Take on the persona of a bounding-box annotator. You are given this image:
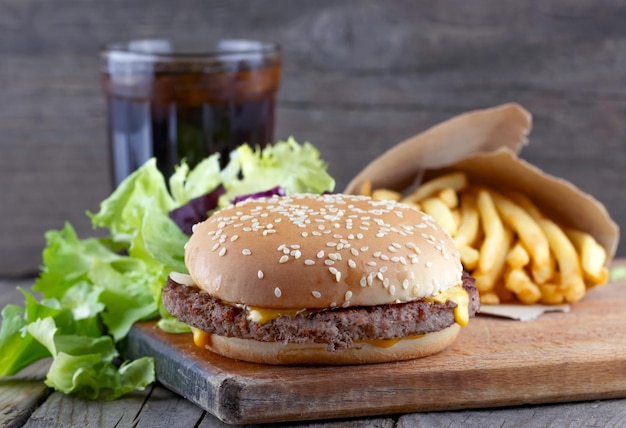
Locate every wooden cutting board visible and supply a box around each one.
[123,277,626,425]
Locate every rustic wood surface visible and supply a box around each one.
[1,0,626,276]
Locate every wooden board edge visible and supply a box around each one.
[123,322,626,425]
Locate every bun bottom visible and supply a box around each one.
[203,324,461,365]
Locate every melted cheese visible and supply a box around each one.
[192,328,211,347]
[424,284,470,327]
[247,307,307,324]
[245,284,469,326]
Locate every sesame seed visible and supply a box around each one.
[326,242,337,247]
[426,261,433,268]
[325,260,335,266]
[348,259,357,268]
[211,243,220,252]
[360,277,367,287]
[302,232,308,237]
[317,250,325,259]
[345,291,353,301]
[258,270,264,279]
[277,244,286,251]
[218,247,227,257]
[274,287,282,298]
[403,279,409,289]
[367,261,377,267]
[312,291,322,298]
[351,248,359,256]
[230,235,239,242]
[279,255,289,263]
[304,259,315,266]
[360,246,369,252]
[291,250,302,259]
[390,285,396,295]
[242,249,252,256]
[379,266,388,273]
[380,254,390,261]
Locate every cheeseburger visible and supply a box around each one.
[162,193,479,364]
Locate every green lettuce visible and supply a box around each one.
[0,139,335,399]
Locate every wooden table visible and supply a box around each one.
[3,276,626,428]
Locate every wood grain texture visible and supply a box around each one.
[2,0,626,277]
[398,399,626,428]
[121,278,626,425]
[0,360,50,428]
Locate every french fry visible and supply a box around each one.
[539,283,565,305]
[458,245,480,270]
[474,191,513,293]
[506,241,530,269]
[513,195,587,303]
[371,188,402,201]
[489,191,553,284]
[453,192,480,249]
[421,197,458,235]
[404,172,468,203]
[505,268,541,304]
[438,188,459,209]
[360,180,372,197]
[480,292,500,305]
[475,190,506,275]
[473,227,513,293]
[565,228,608,284]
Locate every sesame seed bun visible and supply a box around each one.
[203,324,461,365]
[185,193,463,310]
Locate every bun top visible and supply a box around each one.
[185,193,463,309]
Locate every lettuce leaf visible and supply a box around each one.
[220,137,335,205]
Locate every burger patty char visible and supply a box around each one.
[162,272,479,351]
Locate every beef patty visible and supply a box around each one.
[162,271,479,351]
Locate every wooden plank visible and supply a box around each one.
[398,399,626,428]
[122,278,626,425]
[0,360,51,428]
[21,384,206,428]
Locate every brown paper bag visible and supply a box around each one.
[344,103,618,261]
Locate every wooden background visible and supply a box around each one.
[1,0,625,277]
